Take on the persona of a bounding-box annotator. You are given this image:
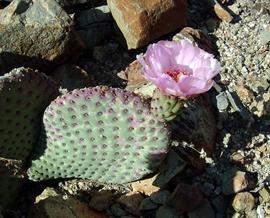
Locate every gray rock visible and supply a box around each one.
[110,204,128,217]
[156,206,182,218]
[56,0,105,8]
[150,190,170,205]
[187,199,215,218]
[0,0,84,74]
[211,195,228,214]
[153,150,186,187]
[75,5,113,48]
[140,198,159,211]
[216,92,229,111]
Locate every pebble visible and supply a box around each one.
[222,169,249,195]
[259,188,270,203]
[232,192,255,213]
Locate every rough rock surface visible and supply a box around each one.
[0,0,84,74]
[107,0,187,49]
[28,187,107,218]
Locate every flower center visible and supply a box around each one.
[165,69,188,81]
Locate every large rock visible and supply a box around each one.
[0,0,84,75]
[107,0,187,49]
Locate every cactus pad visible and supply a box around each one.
[151,88,184,121]
[28,87,169,183]
[0,67,59,161]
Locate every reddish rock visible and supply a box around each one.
[108,0,187,49]
[168,183,203,214]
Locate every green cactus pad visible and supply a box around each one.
[0,67,59,161]
[28,87,169,184]
[151,88,184,121]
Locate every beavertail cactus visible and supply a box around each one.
[0,67,59,162]
[28,87,170,184]
[151,88,184,121]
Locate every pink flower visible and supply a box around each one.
[137,40,221,98]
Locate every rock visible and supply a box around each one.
[222,169,250,195]
[187,199,215,218]
[0,0,84,74]
[89,190,114,211]
[156,206,183,218]
[56,0,105,8]
[216,92,229,111]
[110,204,128,217]
[172,27,215,54]
[75,5,113,48]
[236,86,254,105]
[230,152,246,165]
[117,192,144,216]
[150,190,170,205]
[29,187,107,218]
[140,198,159,211]
[206,0,234,22]
[107,0,187,49]
[245,210,258,218]
[0,158,25,209]
[92,42,119,61]
[259,188,270,203]
[130,174,160,196]
[153,150,186,187]
[171,95,217,169]
[232,192,255,213]
[206,18,219,32]
[211,195,228,215]
[167,183,203,214]
[50,64,94,91]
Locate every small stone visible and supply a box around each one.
[187,199,215,218]
[230,152,246,165]
[222,169,249,195]
[245,210,258,218]
[216,92,229,111]
[236,86,254,104]
[259,188,270,203]
[207,0,233,22]
[149,190,170,205]
[168,183,203,214]
[130,174,160,196]
[232,192,255,213]
[35,187,59,203]
[89,190,114,211]
[140,197,159,211]
[107,0,187,49]
[117,191,144,216]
